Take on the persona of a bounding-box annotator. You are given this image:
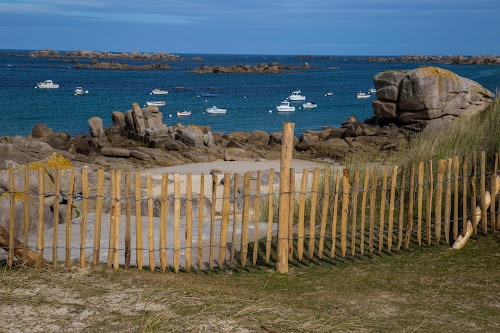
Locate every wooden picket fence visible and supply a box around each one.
[2,148,500,273]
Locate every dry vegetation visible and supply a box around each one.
[1,233,499,332]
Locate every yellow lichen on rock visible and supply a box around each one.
[26,152,74,172]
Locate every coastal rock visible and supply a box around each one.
[342,122,378,137]
[100,147,132,158]
[31,123,54,138]
[88,116,109,148]
[372,66,494,130]
[180,125,205,148]
[111,111,126,134]
[224,147,248,161]
[247,130,270,146]
[341,115,359,128]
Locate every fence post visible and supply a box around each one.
[8,164,15,268]
[277,122,293,273]
[480,151,487,233]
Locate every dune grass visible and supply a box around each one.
[1,233,499,332]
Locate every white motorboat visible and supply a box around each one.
[177,110,191,116]
[357,92,370,99]
[151,89,168,95]
[36,80,59,89]
[302,102,317,110]
[369,88,377,94]
[288,90,306,101]
[325,92,333,97]
[146,101,166,106]
[74,87,88,95]
[276,101,295,112]
[206,106,227,114]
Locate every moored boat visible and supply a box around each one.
[276,101,295,112]
[289,90,306,101]
[206,106,227,114]
[369,88,377,94]
[357,92,370,99]
[36,80,59,89]
[74,87,88,95]
[325,92,333,97]
[177,110,191,116]
[151,89,168,95]
[146,101,166,106]
[302,102,317,109]
[201,92,218,97]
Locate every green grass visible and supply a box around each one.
[1,233,499,332]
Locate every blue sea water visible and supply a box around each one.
[0,50,499,137]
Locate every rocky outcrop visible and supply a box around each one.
[74,62,171,71]
[372,66,494,131]
[28,49,203,62]
[188,62,316,74]
[367,54,500,65]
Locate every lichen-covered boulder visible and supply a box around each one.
[180,125,205,148]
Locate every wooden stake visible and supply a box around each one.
[24,165,31,263]
[360,167,370,255]
[453,156,460,240]
[287,168,294,261]
[318,168,329,259]
[159,173,168,272]
[254,170,262,265]
[397,166,406,250]
[434,160,446,244]
[491,153,498,232]
[378,167,388,252]
[65,167,75,267]
[480,151,487,233]
[265,170,274,263]
[404,164,415,249]
[173,173,181,272]
[219,173,231,267]
[297,168,309,261]
[8,164,15,268]
[471,151,477,234]
[341,169,350,257]
[185,173,193,271]
[107,170,116,268]
[36,167,45,268]
[369,168,377,253]
[462,157,468,237]
[93,169,104,266]
[417,162,424,246]
[308,167,320,258]
[209,173,217,269]
[230,173,238,265]
[80,168,88,268]
[241,172,251,267]
[276,122,293,273]
[426,161,433,246]
[146,172,154,271]
[444,159,452,243]
[330,170,340,258]
[198,173,205,269]
[387,166,398,252]
[135,172,143,270]
[351,169,360,256]
[51,166,59,265]
[125,172,132,269]
[113,170,121,269]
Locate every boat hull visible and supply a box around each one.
[146,101,166,106]
[152,90,168,95]
[276,106,295,112]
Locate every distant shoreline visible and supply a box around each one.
[294,54,500,65]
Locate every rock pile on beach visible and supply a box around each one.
[28,49,203,62]
[371,66,495,131]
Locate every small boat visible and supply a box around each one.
[276,101,295,112]
[289,90,306,101]
[74,87,88,95]
[206,106,227,114]
[151,89,168,95]
[177,110,191,116]
[302,102,317,110]
[357,92,370,99]
[369,88,377,94]
[201,92,218,97]
[146,101,166,106]
[36,80,59,89]
[174,87,187,90]
[325,92,333,97]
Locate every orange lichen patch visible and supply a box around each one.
[0,192,36,206]
[417,66,460,84]
[26,153,73,172]
[0,153,74,178]
[188,125,200,129]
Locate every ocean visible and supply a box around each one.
[0,50,499,137]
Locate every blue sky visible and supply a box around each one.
[0,0,499,55]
